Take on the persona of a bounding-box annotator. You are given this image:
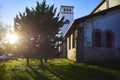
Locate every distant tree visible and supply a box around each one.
[0,24,10,55]
[14,0,64,66]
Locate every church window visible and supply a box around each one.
[105,31,114,47]
[93,30,102,47]
[67,9,68,11]
[72,31,76,48]
[69,35,71,49]
[69,9,71,12]
[65,19,70,24]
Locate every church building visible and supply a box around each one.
[60,0,120,62]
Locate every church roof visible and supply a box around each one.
[64,5,120,38]
[60,5,74,8]
[90,0,106,14]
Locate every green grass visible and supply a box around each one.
[0,59,120,80]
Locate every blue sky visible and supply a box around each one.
[0,0,101,26]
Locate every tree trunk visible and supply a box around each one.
[44,58,47,63]
[40,58,43,66]
[26,58,29,66]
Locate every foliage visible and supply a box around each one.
[14,0,64,63]
[0,63,7,80]
[0,24,10,55]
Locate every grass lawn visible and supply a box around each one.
[0,59,120,80]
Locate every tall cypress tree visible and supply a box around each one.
[14,0,64,65]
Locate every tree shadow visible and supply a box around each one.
[26,65,49,80]
[44,63,119,80]
[43,65,66,80]
[84,60,120,71]
[0,64,7,80]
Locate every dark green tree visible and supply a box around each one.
[14,0,64,66]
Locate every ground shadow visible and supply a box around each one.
[44,62,119,80]
[43,65,66,80]
[0,64,7,80]
[26,65,49,80]
[85,60,120,71]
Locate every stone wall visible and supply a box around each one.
[68,48,76,61]
[84,47,115,61]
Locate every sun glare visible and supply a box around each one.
[9,34,18,44]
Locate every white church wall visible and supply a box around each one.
[84,9,120,48]
[83,21,93,47]
[61,13,74,34]
[60,6,74,34]
[83,15,105,47]
[93,9,120,48]
[83,8,120,60]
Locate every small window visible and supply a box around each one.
[64,9,65,11]
[72,31,76,48]
[94,31,101,47]
[69,35,71,49]
[67,9,68,11]
[65,19,70,24]
[69,9,71,12]
[105,32,114,47]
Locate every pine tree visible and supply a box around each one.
[14,0,64,66]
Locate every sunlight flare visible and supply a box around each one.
[9,34,19,44]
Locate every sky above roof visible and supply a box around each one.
[0,0,101,26]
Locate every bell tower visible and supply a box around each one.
[60,5,74,34]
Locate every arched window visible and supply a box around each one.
[95,31,101,47]
[69,35,71,49]
[67,9,68,11]
[93,30,102,47]
[105,31,114,47]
